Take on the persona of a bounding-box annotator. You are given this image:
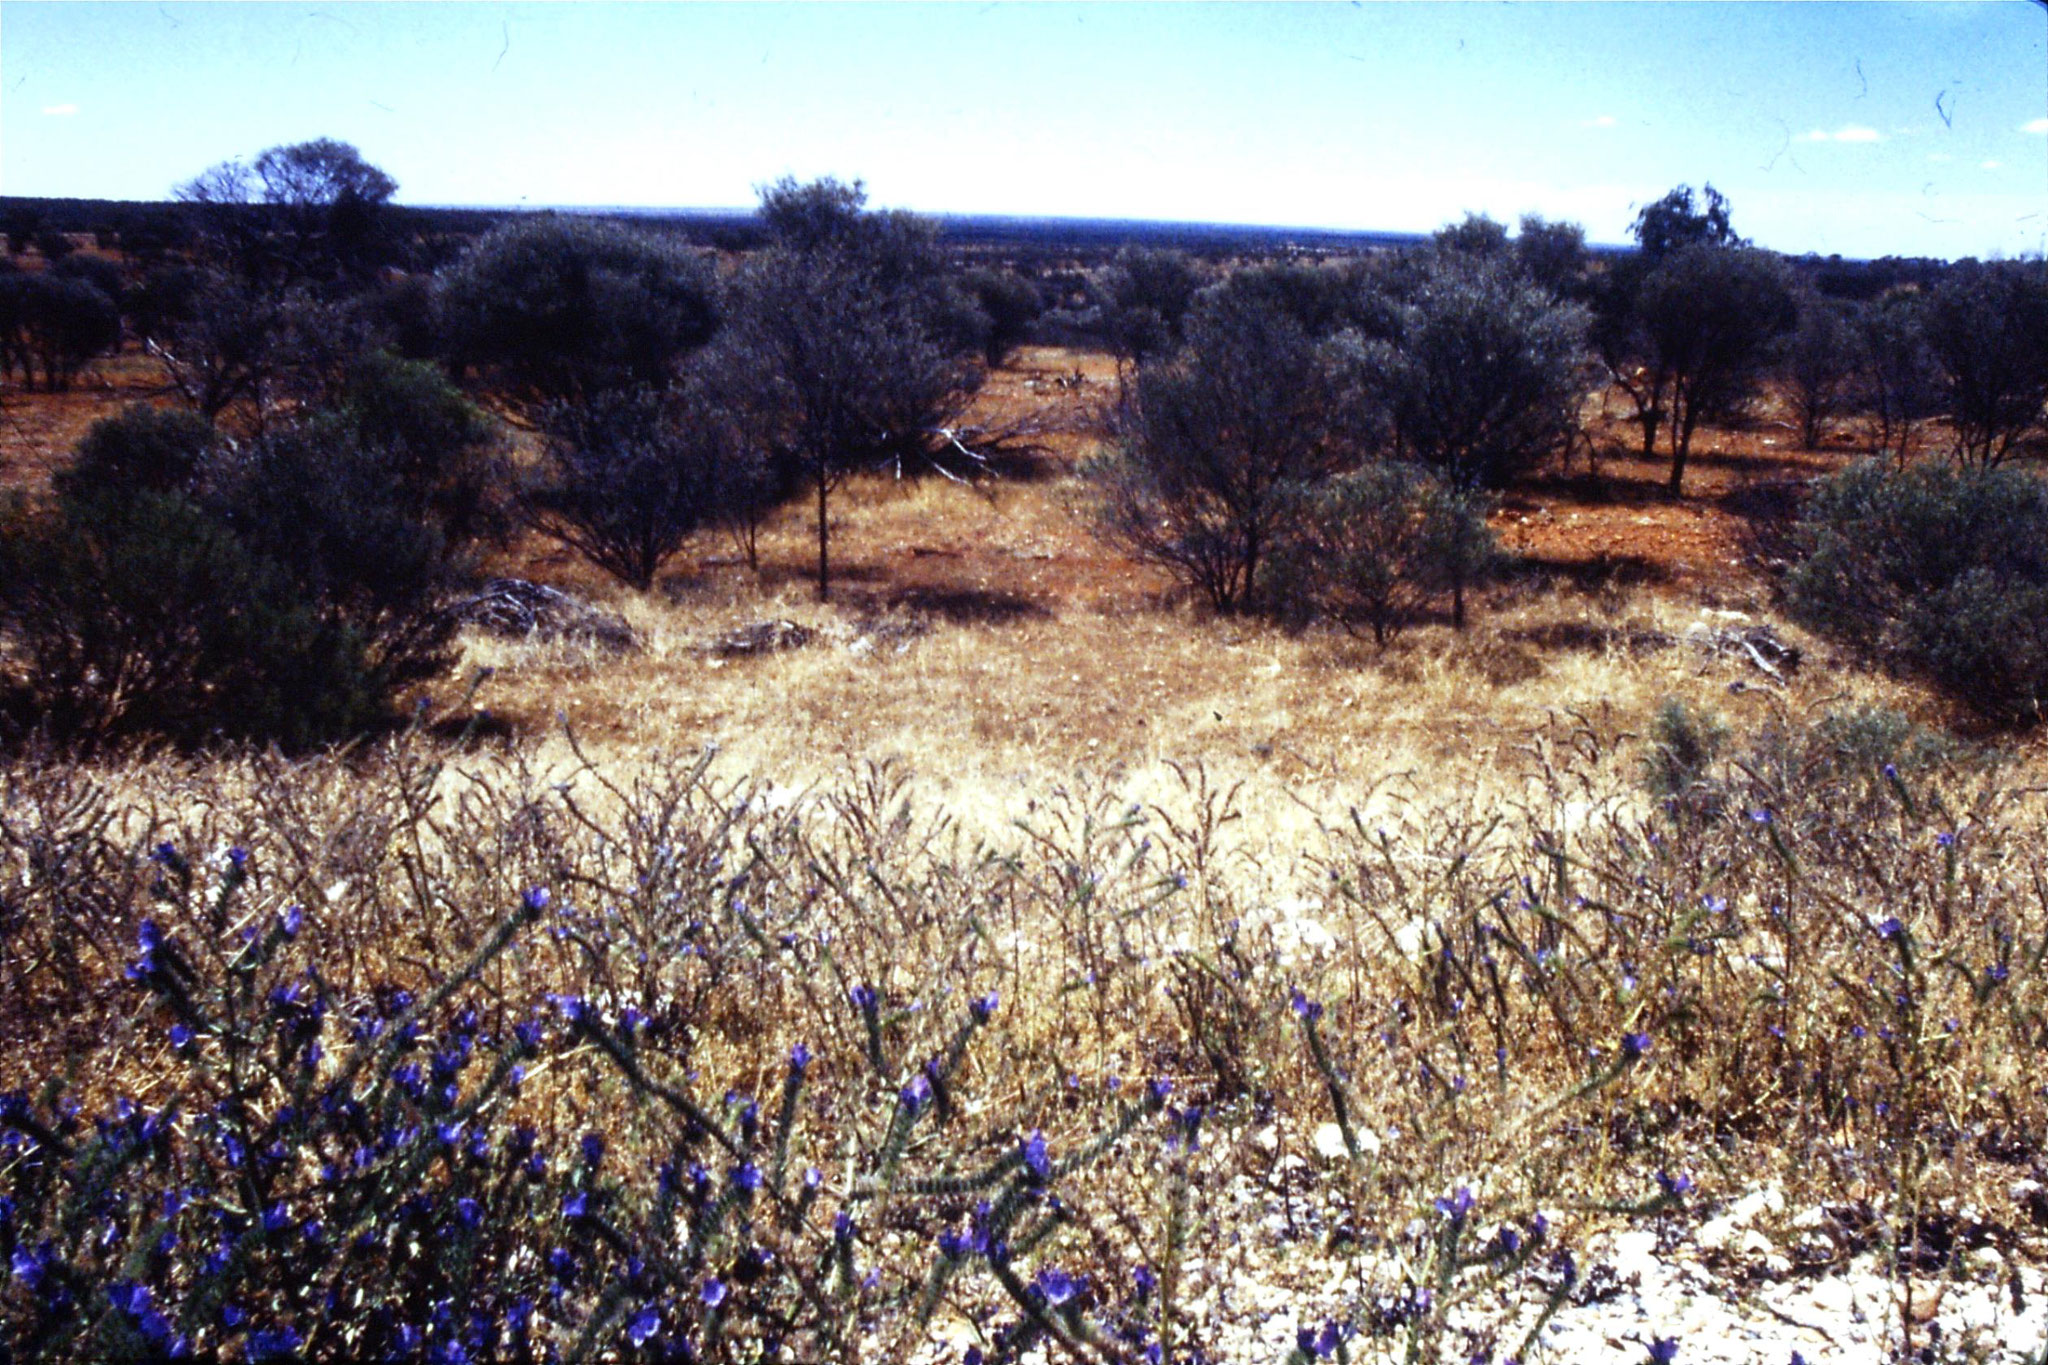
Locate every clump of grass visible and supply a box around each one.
[0,713,2043,1360]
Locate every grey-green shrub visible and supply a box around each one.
[1787,460,2048,723]
[1263,462,1496,642]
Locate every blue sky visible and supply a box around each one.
[2,2,2043,258]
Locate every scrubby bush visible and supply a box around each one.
[1641,698,1730,805]
[440,215,720,407]
[54,404,216,501]
[0,489,381,748]
[1787,460,2048,723]
[1263,462,1496,643]
[1097,288,1356,612]
[1633,245,1796,494]
[331,350,507,545]
[1092,246,1204,373]
[527,382,763,590]
[1365,255,1594,491]
[961,266,1044,368]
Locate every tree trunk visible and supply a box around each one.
[815,473,830,602]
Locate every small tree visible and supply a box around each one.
[1784,292,1861,451]
[177,138,399,294]
[1855,290,1943,464]
[1265,462,1496,644]
[1630,183,1743,260]
[0,273,121,392]
[1096,290,1354,612]
[1919,261,2048,467]
[440,215,720,409]
[1433,212,1511,259]
[1093,247,1204,376]
[1634,245,1795,495]
[1512,215,1591,300]
[1371,256,1593,492]
[527,383,757,591]
[961,267,1044,368]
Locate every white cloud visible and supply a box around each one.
[2023,117,2048,135]
[1798,125,1883,144]
[1580,114,1617,129]
[1928,152,1954,163]
[40,103,78,117]
[1981,160,2003,171]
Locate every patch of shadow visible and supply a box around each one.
[873,586,1052,625]
[1509,553,1669,594]
[1505,621,1676,656]
[425,709,522,748]
[1716,477,1814,574]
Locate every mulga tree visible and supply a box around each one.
[1784,291,1863,451]
[1634,244,1796,495]
[1919,260,2048,467]
[716,178,978,601]
[1592,184,1747,462]
[527,381,761,591]
[1097,287,1358,612]
[439,214,721,411]
[1092,246,1205,378]
[1363,255,1593,622]
[1856,290,1943,464]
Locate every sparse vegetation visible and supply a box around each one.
[6,149,2048,1364]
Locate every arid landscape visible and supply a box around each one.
[4,85,2048,1365]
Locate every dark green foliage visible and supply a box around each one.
[1788,461,2048,723]
[440,214,721,407]
[55,404,216,501]
[1918,260,2048,467]
[0,490,380,748]
[1097,288,1355,612]
[141,270,294,422]
[0,272,121,392]
[1366,255,1594,491]
[1633,246,1796,494]
[1264,462,1496,644]
[718,181,978,599]
[961,266,1044,367]
[1630,183,1743,259]
[210,418,464,694]
[528,382,761,590]
[1855,290,1943,463]
[1093,247,1204,371]
[1784,292,1861,451]
[1433,212,1511,259]
[49,251,126,309]
[1512,214,1591,301]
[1197,260,1370,339]
[331,350,506,544]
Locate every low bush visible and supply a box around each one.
[54,404,217,501]
[1787,461,2048,724]
[1263,462,1497,643]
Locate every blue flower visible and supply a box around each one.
[1034,1267,1083,1307]
[1621,1031,1652,1061]
[1290,989,1324,1024]
[850,984,878,1012]
[1433,1187,1476,1222]
[970,991,999,1022]
[701,1277,728,1308]
[1022,1130,1051,1180]
[580,1133,605,1168]
[789,1042,812,1073]
[562,1191,590,1221]
[1655,1170,1693,1199]
[627,1306,660,1347]
[731,1162,762,1192]
[1648,1339,1679,1364]
[522,886,551,913]
[278,904,303,938]
[1877,917,1906,941]
[900,1074,933,1114]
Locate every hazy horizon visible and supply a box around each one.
[3,1,2044,260]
